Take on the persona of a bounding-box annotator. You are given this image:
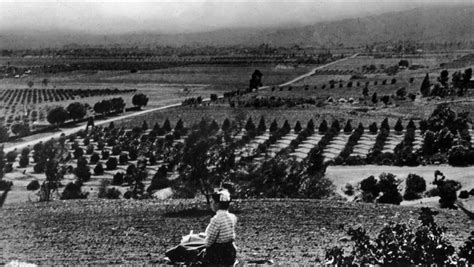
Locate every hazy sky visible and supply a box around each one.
[0,0,471,34]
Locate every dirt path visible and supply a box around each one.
[3,54,360,153]
[278,53,359,87]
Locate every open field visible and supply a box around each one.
[1,198,472,265]
[1,63,314,92]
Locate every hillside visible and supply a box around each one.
[1,199,471,264]
[1,5,472,49]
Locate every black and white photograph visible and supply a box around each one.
[0,0,473,265]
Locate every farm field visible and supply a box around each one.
[1,63,315,92]
[1,198,472,265]
[1,52,474,265]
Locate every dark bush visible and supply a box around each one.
[85,144,94,155]
[405,173,426,193]
[90,152,100,164]
[119,153,128,165]
[459,190,469,199]
[94,163,104,175]
[26,180,40,191]
[106,157,118,170]
[112,145,121,156]
[3,163,13,173]
[325,208,461,265]
[377,173,402,205]
[6,151,17,162]
[112,172,124,185]
[0,179,13,190]
[148,167,170,192]
[60,182,88,200]
[101,150,110,160]
[75,157,91,182]
[360,175,379,196]
[73,148,84,159]
[448,145,470,166]
[18,154,29,168]
[369,122,378,134]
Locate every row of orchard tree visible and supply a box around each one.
[0,93,149,142]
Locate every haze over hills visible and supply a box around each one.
[0,5,472,50]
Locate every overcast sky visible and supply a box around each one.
[0,0,471,34]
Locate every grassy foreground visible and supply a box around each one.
[1,198,471,265]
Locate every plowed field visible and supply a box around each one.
[1,199,472,265]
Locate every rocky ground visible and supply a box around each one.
[1,198,472,265]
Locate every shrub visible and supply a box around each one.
[377,173,402,205]
[6,151,17,162]
[119,153,128,165]
[319,120,328,133]
[90,152,100,164]
[34,162,45,173]
[85,144,94,155]
[26,180,40,191]
[101,150,110,160]
[448,145,470,167]
[344,121,353,133]
[394,118,404,132]
[75,157,91,182]
[112,145,121,156]
[106,157,118,170]
[433,171,461,208]
[369,122,378,134]
[112,172,124,185]
[11,123,30,137]
[73,148,84,159]
[325,208,460,265]
[459,190,469,199]
[60,182,88,200]
[343,183,354,196]
[94,163,104,175]
[360,176,379,197]
[97,141,105,150]
[18,154,29,168]
[0,179,13,190]
[148,167,170,192]
[128,149,138,161]
[404,176,425,201]
[82,137,91,146]
[294,121,302,133]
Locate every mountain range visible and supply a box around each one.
[1,5,472,49]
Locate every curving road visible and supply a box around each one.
[3,53,359,153]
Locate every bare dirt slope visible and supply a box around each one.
[1,199,472,265]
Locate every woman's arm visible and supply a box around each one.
[205,217,220,247]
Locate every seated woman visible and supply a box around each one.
[202,189,237,265]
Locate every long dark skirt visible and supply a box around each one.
[201,241,236,266]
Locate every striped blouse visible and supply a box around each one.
[205,210,237,247]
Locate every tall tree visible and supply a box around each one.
[47,107,69,127]
[420,73,431,97]
[66,102,87,121]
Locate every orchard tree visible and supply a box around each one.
[437,70,449,87]
[362,85,369,98]
[42,78,49,87]
[38,139,70,201]
[67,102,87,121]
[176,128,236,206]
[132,93,149,108]
[371,92,378,104]
[47,107,69,127]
